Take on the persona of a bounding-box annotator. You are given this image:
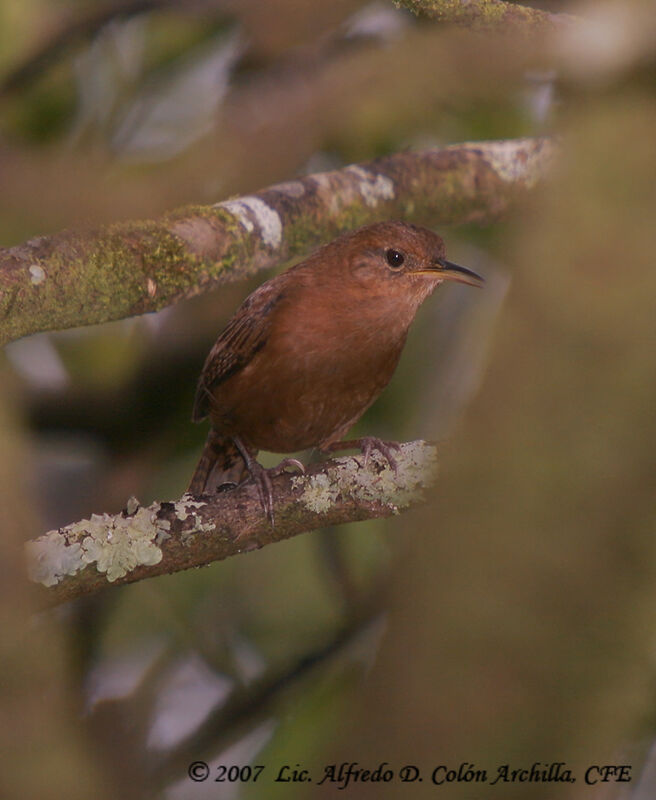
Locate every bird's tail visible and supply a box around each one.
[188,430,250,494]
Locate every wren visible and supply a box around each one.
[188,220,483,521]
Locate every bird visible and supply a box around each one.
[188,220,483,522]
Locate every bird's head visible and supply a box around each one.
[343,221,484,299]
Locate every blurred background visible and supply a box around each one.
[0,1,655,798]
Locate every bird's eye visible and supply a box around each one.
[386,249,405,269]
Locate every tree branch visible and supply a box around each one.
[26,440,437,608]
[395,0,579,32]
[0,137,555,346]
[153,607,382,786]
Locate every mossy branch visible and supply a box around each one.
[26,440,437,608]
[395,0,579,31]
[0,137,555,345]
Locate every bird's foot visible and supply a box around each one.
[233,438,305,526]
[245,459,276,526]
[246,458,305,525]
[232,438,274,525]
[324,437,401,472]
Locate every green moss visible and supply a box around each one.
[283,205,385,261]
[396,0,557,31]
[141,229,198,300]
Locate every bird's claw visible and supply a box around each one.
[324,437,400,473]
[270,457,306,477]
[358,437,400,472]
[233,438,307,526]
[232,438,275,526]
[244,459,275,527]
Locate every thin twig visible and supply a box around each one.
[152,606,383,786]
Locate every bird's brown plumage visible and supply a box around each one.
[188,220,482,500]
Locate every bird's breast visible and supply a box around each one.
[209,289,412,453]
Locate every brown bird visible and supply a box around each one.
[189,220,483,521]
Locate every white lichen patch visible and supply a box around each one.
[310,172,333,191]
[29,264,46,285]
[457,139,555,188]
[219,199,253,232]
[126,495,140,515]
[154,518,171,546]
[25,235,47,248]
[270,180,306,198]
[216,196,282,248]
[26,531,84,587]
[309,172,341,214]
[168,496,215,541]
[81,507,165,581]
[291,440,437,515]
[83,510,162,580]
[293,472,338,514]
[174,495,208,521]
[26,504,168,587]
[346,165,395,207]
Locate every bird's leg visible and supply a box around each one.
[233,437,274,525]
[232,438,305,526]
[269,458,306,477]
[322,437,401,472]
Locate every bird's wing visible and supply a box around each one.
[192,279,286,422]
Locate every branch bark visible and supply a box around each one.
[26,440,437,608]
[0,137,555,346]
[395,0,579,32]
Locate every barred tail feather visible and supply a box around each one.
[188,430,250,494]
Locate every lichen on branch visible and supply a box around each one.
[26,440,438,608]
[0,137,555,345]
[395,0,578,32]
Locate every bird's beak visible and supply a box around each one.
[415,257,484,287]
